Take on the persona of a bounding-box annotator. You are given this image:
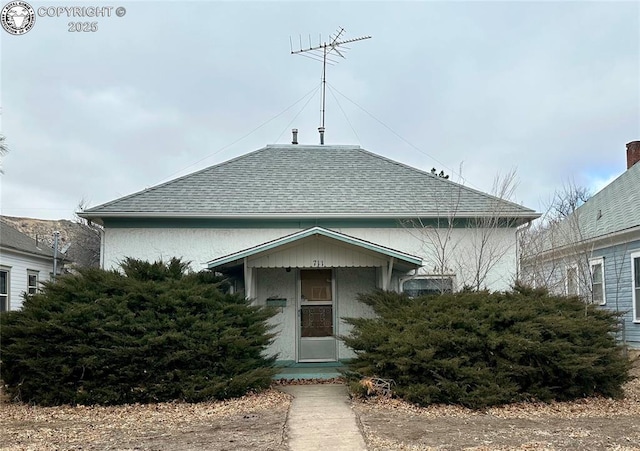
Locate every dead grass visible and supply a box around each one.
[354,351,640,450]
[2,352,638,450]
[1,388,291,451]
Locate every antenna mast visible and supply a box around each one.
[290,27,371,144]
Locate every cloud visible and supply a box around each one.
[1,1,638,220]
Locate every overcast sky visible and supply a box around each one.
[1,0,638,221]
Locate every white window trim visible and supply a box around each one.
[566,264,579,296]
[27,270,39,295]
[631,251,640,323]
[589,257,606,305]
[0,266,10,312]
[533,272,545,290]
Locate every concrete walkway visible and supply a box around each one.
[280,384,367,451]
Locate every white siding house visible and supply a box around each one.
[0,221,61,311]
[80,143,539,363]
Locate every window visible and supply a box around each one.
[566,265,578,296]
[633,252,640,322]
[0,269,9,312]
[590,258,605,305]
[27,270,38,295]
[402,277,453,297]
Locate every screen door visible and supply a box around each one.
[298,269,336,362]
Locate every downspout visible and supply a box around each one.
[515,220,533,282]
[243,257,251,301]
[386,257,395,291]
[243,257,257,304]
[406,267,419,281]
[399,267,420,294]
[52,231,60,281]
[99,227,106,269]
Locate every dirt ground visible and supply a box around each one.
[1,389,290,451]
[354,392,640,451]
[2,354,639,451]
[353,351,640,450]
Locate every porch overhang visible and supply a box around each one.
[206,226,423,271]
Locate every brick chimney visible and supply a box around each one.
[627,141,640,169]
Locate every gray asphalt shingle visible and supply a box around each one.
[569,161,640,241]
[83,145,538,219]
[0,221,55,258]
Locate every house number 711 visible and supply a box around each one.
[312,260,325,267]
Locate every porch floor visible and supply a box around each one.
[274,362,346,380]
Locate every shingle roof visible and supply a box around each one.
[568,161,640,241]
[0,220,55,259]
[82,145,539,220]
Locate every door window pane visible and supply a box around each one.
[301,305,333,337]
[301,269,332,301]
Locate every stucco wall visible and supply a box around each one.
[102,225,518,292]
[254,266,378,362]
[335,267,377,360]
[255,267,297,361]
[101,224,519,360]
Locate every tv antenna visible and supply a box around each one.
[290,27,371,144]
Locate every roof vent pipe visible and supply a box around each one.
[318,126,325,145]
[291,128,298,145]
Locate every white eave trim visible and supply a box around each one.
[79,211,540,220]
[0,245,58,261]
[524,224,640,262]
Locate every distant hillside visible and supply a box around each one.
[1,216,101,268]
[1,216,77,250]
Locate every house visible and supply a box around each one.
[0,220,63,311]
[521,141,640,349]
[79,139,539,364]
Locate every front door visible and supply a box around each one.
[298,269,337,362]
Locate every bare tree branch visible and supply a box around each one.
[68,199,102,268]
[459,169,520,290]
[0,134,9,174]
[404,166,521,292]
[519,179,594,300]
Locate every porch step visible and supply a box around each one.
[274,363,345,380]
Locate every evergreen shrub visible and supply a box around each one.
[342,285,632,408]
[0,258,277,406]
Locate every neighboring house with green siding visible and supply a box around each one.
[521,141,640,349]
[80,140,539,364]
